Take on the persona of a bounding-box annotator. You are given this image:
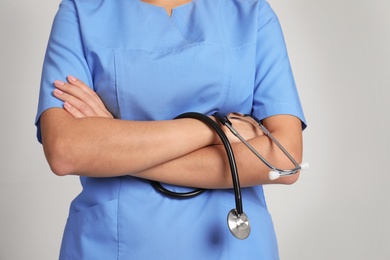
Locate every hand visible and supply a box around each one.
[53,75,113,119]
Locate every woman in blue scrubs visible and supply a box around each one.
[36,0,306,259]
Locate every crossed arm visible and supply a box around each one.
[40,76,303,188]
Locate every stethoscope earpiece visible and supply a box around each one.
[268,171,281,180]
[300,162,310,170]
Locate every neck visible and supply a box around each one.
[141,0,193,16]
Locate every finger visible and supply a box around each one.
[54,80,105,116]
[65,76,113,118]
[54,80,113,118]
[67,76,102,105]
[67,76,111,116]
[53,87,97,117]
[63,102,86,118]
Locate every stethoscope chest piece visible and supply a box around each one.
[227,209,251,240]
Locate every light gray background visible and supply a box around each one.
[0,0,389,259]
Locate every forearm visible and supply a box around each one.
[42,76,303,186]
[139,128,302,188]
[40,108,217,177]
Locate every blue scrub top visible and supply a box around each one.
[36,0,306,259]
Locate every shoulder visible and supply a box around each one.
[218,0,277,31]
[59,0,127,13]
[219,0,275,22]
[222,0,268,9]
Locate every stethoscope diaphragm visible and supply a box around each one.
[227,209,251,240]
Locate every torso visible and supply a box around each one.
[57,0,284,258]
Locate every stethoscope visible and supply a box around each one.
[150,112,309,240]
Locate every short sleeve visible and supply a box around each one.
[35,0,93,143]
[253,1,306,129]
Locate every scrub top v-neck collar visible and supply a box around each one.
[127,0,204,52]
[136,0,197,19]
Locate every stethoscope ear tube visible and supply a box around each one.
[221,112,309,181]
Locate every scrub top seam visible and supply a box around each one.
[217,0,231,110]
[85,41,256,55]
[222,190,230,260]
[116,177,123,260]
[113,51,121,119]
[222,49,232,109]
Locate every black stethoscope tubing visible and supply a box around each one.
[150,111,244,215]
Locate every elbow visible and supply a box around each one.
[39,109,80,176]
[43,138,76,177]
[262,115,304,185]
[48,158,74,177]
[276,171,300,185]
[273,147,302,185]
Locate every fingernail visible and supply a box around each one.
[68,75,77,82]
[54,80,64,86]
[53,88,63,95]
